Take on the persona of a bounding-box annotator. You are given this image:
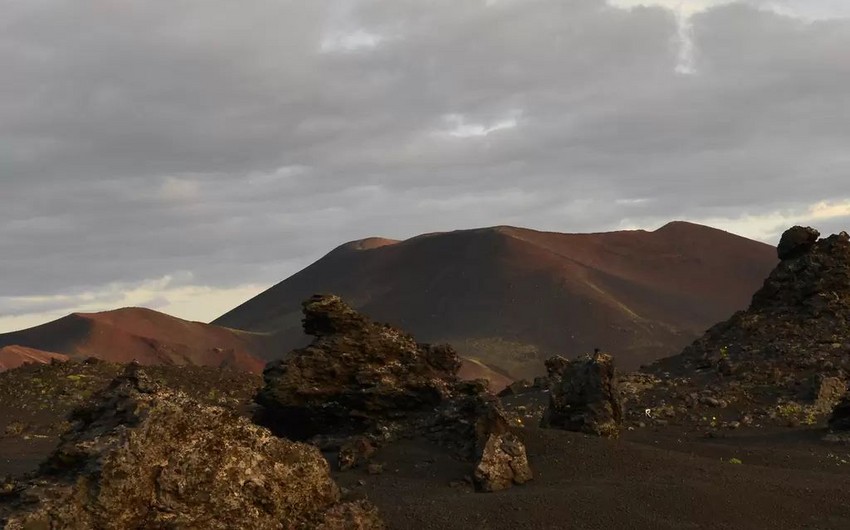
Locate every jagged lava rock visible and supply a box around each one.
[540,353,623,438]
[257,295,532,491]
[670,228,850,388]
[257,295,461,440]
[0,365,384,530]
[777,226,820,260]
[642,227,850,426]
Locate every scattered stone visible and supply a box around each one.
[338,436,377,472]
[473,431,533,493]
[540,352,623,438]
[699,396,725,408]
[2,422,27,437]
[367,463,384,475]
[0,366,385,530]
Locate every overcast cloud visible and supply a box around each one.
[2,0,850,331]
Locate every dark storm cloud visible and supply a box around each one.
[2,0,850,319]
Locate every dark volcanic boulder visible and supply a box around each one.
[777,226,820,260]
[541,353,623,438]
[0,365,384,530]
[258,295,532,491]
[544,355,571,379]
[257,295,460,440]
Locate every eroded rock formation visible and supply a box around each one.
[257,295,532,492]
[637,226,850,428]
[0,365,384,530]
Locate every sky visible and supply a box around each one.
[2,0,850,332]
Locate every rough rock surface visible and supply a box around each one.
[777,226,820,260]
[829,394,850,432]
[257,295,460,440]
[472,405,533,492]
[0,365,384,530]
[640,227,850,428]
[257,295,532,491]
[540,353,623,438]
[811,375,846,414]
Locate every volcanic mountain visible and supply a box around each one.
[215,221,777,379]
[0,308,268,374]
[0,346,68,372]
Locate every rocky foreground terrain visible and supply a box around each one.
[1,226,850,528]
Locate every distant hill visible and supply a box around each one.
[0,346,68,372]
[214,222,777,379]
[0,308,269,374]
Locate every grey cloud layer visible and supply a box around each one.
[2,0,849,301]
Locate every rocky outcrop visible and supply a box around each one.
[777,226,820,260]
[643,227,850,428]
[257,295,532,491]
[257,295,460,440]
[0,365,384,530]
[541,353,623,438]
[676,228,850,378]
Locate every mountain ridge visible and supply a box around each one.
[0,307,269,373]
[214,221,777,378]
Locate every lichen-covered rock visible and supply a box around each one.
[473,432,533,492]
[472,405,533,492]
[0,365,384,530]
[257,295,532,492]
[810,375,846,414]
[541,353,623,438]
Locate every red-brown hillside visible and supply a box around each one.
[0,308,269,374]
[0,346,68,372]
[215,222,777,378]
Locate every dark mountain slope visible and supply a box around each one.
[215,222,776,378]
